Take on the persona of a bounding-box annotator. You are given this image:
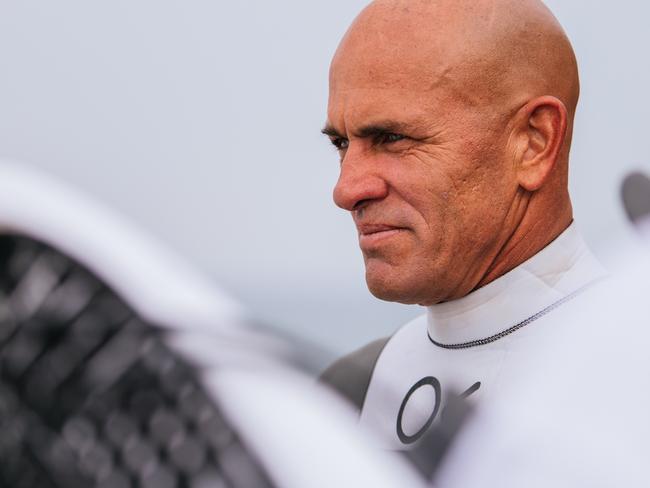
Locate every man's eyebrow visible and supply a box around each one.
[355,122,408,139]
[321,125,342,138]
[321,121,412,139]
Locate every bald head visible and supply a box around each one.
[326,0,579,304]
[333,0,578,125]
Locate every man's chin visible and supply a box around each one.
[365,273,422,305]
[365,264,444,306]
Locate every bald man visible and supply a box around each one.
[320,0,606,449]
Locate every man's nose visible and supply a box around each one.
[333,156,389,212]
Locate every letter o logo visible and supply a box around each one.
[396,376,441,445]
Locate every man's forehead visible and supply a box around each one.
[328,1,477,105]
[330,52,455,94]
[330,16,450,83]
[325,86,443,137]
[327,44,462,136]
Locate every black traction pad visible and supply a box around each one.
[0,234,274,488]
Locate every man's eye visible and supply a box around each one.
[330,137,349,150]
[377,133,406,144]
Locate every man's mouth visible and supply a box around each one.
[357,224,407,247]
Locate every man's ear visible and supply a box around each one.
[514,96,568,191]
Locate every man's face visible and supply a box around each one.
[325,36,519,306]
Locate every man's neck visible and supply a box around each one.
[476,205,574,291]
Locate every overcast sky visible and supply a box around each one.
[0,1,647,355]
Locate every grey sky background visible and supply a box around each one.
[0,1,647,355]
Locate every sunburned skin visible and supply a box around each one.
[325,0,580,305]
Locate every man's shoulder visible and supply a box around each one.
[319,337,390,412]
[319,313,427,412]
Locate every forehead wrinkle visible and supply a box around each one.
[331,92,444,137]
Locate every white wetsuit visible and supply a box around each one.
[325,224,607,450]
